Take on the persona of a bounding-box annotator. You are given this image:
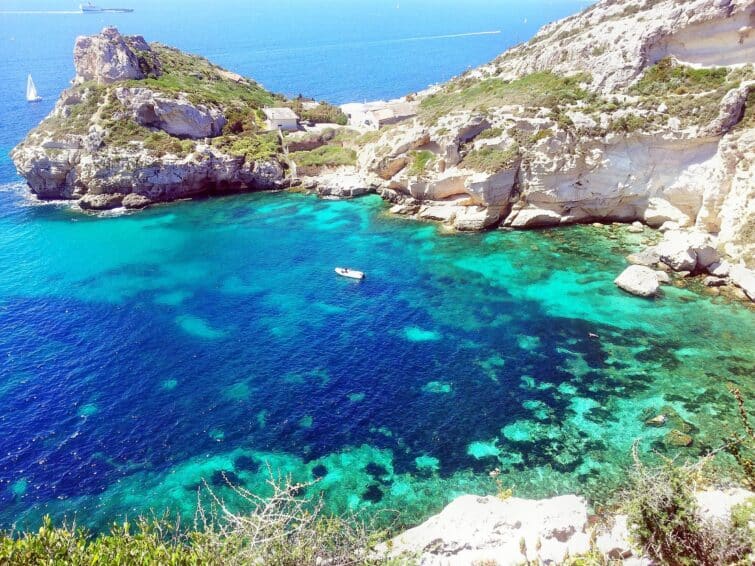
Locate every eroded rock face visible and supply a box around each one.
[115,88,227,139]
[481,0,754,92]
[74,27,149,85]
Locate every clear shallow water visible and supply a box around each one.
[0,185,753,530]
[1,0,754,533]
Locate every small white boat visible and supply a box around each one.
[335,267,365,280]
[26,74,41,102]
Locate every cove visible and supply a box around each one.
[0,186,753,531]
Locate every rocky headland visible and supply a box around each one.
[11,26,319,210]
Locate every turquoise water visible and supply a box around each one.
[0,185,753,530]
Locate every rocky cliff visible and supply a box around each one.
[11,27,288,210]
[339,0,754,273]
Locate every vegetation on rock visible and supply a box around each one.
[461,143,520,172]
[291,145,357,168]
[420,71,591,123]
[407,150,435,177]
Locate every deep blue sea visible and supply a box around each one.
[1,0,754,532]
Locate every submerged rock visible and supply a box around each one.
[665,429,694,447]
[645,414,667,427]
[614,265,660,298]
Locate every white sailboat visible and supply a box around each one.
[26,74,42,102]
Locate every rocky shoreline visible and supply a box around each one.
[11,0,755,303]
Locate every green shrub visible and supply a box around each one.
[291,145,357,168]
[461,143,520,172]
[608,114,646,133]
[0,477,393,566]
[143,132,195,157]
[420,72,591,123]
[529,128,552,144]
[624,456,752,565]
[292,100,348,126]
[476,127,504,140]
[354,130,382,146]
[630,57,729,97]
[133,45,278,110]
[211,132,280,162]
[407,150,435,176]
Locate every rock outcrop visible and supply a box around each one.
[115,88,227,138]
[384,488,754,565]
[73,26,153,85]
[12,27,287,210]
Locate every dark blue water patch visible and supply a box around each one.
[0,273,632,520]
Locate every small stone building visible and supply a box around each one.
[340,101,417,130]
[263,107,299,131]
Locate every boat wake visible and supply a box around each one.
[397,30,502,43]
[0,10,82,14]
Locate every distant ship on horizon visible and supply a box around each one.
[80,2,134,13]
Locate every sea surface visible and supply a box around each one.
[1,0,754,532]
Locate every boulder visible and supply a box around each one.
[703,276,727,287]
[313,171,375,199]
[729,264,755,301]
[453,206,504,231]
[656,230,720,272]
[79,192,124,210]
[627,247,660,267]
[122,193,152,209]
[708,261,731,278]
[655,271,672,285]
[665,429,693,447]
[614,265,660,298]
[643,198,691,228]
[418,204,458,223]
[504,205,563,229]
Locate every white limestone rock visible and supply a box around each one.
[115,88,227,139]
[313,171,375,198]
[627,247,661,267]
[453,206,504,231]
[730,264,755,301]
[384,494,592,566]
[657,230,721,272]
[73,27,150,85]
[655,271,672,285]
[695,488,755,523]
[615,265,660,298]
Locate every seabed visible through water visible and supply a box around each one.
[0,187,753,531]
